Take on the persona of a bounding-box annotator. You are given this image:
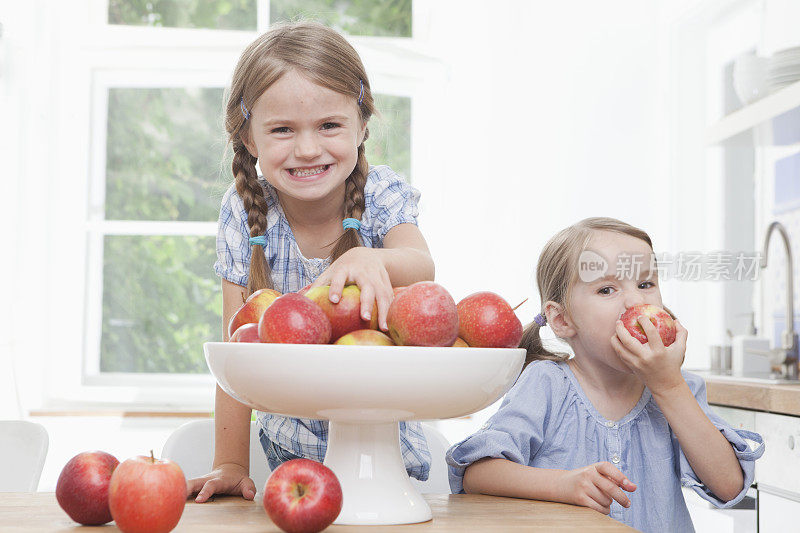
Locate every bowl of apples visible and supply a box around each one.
[204,282,526,526]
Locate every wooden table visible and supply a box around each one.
[0,493,635,532]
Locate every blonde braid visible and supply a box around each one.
[330,142,369,261]
[231,140,273,294]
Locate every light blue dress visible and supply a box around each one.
[214,165,431,480]
[446,360,764,533]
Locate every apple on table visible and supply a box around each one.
[56,450,119,526]
[108,452,186,533]
[263,458,343,533]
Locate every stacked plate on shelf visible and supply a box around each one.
[767,46,800,93]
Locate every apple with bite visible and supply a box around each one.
[456,292,523,348]
[305,285,378,341]
[108,452,186,533]
[620,303,677,346]
[263,458,343,533]
[228,288,281,337]
[387,281,459,346]
[334,329,395,346]
[230,322,261,342]
[56,451,119,525]
[259,293,332,344]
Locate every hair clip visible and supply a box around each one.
[533,313,547,327]
[249,235,266,247]
[342,218,361,231]
[358,80,364,105]
[240,97,250,121]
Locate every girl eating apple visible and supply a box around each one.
[445,217,764,533]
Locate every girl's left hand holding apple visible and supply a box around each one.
[310,247,393,331]
[611,317,689,395]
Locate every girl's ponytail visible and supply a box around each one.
[519,321,569,369]
[232,140,273,294]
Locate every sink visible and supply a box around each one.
[691,370,800,386]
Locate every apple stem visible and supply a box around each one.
[512,298,528,312]
[150,450,155,463]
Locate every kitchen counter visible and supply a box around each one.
[701,373,800,417]
[1,493,634,532]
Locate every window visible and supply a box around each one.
[57,0,424,402]
[108,0,258,31]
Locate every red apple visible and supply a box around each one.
[620,303,677,346]
[259,293,332,344]
[228,288,282,338]
[108,453,186,533]
[55,451,119,525]
[305,285,378,341]
[230,322,261,342]
[386,281,459,347]
[263,458,343,533]
[452,337,469,347]
[334,329,395,346]
[456,292,523,348]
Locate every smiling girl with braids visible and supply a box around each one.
[188,21,435,503]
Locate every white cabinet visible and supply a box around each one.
[754,411,800,532]
[759,490,800,533]
[754,411,800,495]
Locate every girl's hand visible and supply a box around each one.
[187,463,256,503]
[311,247,393,331]
[612,317,689,395]
[558,462,637,514]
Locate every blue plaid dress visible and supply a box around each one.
[214,165,431,480]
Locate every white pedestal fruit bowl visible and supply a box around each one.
[204,342,524,525]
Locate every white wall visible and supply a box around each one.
[418,0,667,440]
[417,0,667,323]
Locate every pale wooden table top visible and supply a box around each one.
[0,493,635,532]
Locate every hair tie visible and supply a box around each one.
[342,218,361,231]
[249,235,266,247]
[240,97,250,121]
[358,80,364,105]
[533,313,547,327]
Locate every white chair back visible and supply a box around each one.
[161,419,271,491]
[0,420,49,491]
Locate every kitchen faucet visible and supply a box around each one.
[755,221,799,380]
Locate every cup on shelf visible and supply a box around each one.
[733,52,768,105]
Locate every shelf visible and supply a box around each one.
[706,80,800,145]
